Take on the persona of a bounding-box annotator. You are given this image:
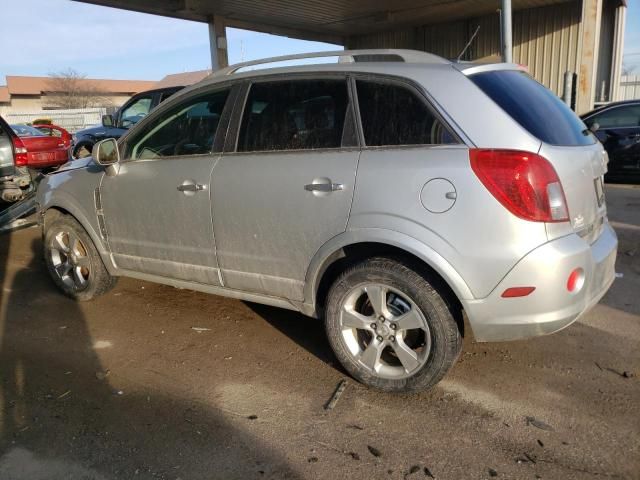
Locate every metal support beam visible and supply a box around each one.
[208,16,228,71]
[562,71,574,107]
[576,0,603,114]
[500,0,513,63]
[609,4,626,102]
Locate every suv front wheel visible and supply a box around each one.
[44,215,117,301]
[325,257,462,392]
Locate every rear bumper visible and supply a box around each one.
[464,222,618,342]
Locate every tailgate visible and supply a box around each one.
[540,142,607,243]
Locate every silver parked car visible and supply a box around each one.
[36,50,618,392]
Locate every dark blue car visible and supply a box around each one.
[72,86,183,158]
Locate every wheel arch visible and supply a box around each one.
[305,230,474,322]
[41,198,114,274]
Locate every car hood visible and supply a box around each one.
[74,125,105,137]
[51,156,95,174]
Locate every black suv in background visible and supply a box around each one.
[72,86,184,158]
[581,100,640,183]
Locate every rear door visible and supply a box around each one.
[470,70,606,242]
[211,76,360,300]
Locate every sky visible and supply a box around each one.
[624,0,640,73]
[0,0,638,81]
[0,0,339,81]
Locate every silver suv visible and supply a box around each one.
[36,50,618,392]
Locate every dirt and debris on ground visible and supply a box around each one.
[0,185,638,479]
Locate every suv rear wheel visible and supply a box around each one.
[325,257,462,392]
[44,215,117,301]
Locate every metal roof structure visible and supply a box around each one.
[75,0,574,44]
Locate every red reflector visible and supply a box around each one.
[501,286,536,298]
[469,149,569,223]
[12,136,29,167]
[567,268,584,292]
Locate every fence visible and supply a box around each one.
[2,107,107,133]
[619,75,640,101]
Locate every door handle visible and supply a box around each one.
[304,182,344,192]
[177,182,207,193]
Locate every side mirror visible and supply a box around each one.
[101,114,114,127]
[94,138,120,176]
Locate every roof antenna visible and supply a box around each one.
[456,25,481,62]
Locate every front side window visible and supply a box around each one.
[356,80,458,146]
[585,104,640,129]
[237,79,351,152]
[128,89,229,160]
[120,96,153,129]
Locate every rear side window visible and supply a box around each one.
[355,80,458,146]
[237,79,352,152]
[585,104,640,129]
[470,70,595,146]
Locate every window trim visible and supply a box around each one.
[224,72,362,155]
[120,82,237,163]
[351,73,464,149]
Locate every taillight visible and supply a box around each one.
[12,136,29,166]
[469,149,569,223]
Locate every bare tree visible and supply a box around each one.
[621,61,637,76]
[45,68,112,109]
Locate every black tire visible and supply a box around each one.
[73,141,94,159]
[325,257,462,393]
[44,215,117,301]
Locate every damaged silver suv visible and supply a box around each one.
[36,50,618,392]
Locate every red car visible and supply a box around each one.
[10,123,71,168]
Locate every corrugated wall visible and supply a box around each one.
[346,1,582,97]
[619,75,640,101]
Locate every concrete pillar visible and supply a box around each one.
[576,0,603,114]
[209,16,229,70]
[501,0,513,63]
[609,4,626,102]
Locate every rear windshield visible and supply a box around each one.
[470,70,595,146]
[11,124,46,137]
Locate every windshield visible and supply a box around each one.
[11,124,47,137]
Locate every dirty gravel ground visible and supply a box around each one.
[0,184,638,480]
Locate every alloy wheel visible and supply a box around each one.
[339,283,431,379]
[49,230,91,291]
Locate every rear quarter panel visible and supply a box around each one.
[348,145,548,299]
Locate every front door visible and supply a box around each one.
[101,87,231,285]
[211,77,359,300]
[586,103,640,177]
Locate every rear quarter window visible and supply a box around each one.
[470,70,595,147]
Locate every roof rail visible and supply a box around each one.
[213,49,449,76]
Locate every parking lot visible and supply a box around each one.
[0,184,638,480]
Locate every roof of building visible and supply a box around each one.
[76,0,597,43]
[4,76,156,96]
[0,86,9,103]
[155,69,212,88]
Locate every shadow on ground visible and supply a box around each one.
[0,236,300,480]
